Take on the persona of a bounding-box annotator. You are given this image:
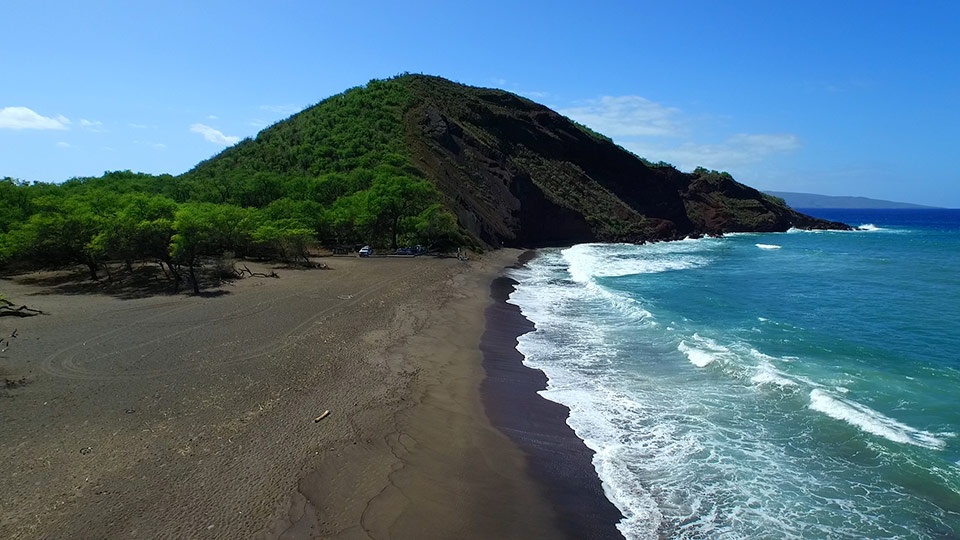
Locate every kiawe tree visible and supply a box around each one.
[88,193,178,276]
[4,193,110,280]
[366,175,437,249]
[169,203,257,293]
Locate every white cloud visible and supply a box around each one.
[207,115,219,120]
[522,90,550,100]
[559,96,685,137]
[56,141,72,148]
[557,94,801,173]
[79,118,104,132]
[260,104,299,116]
[190,123,240,145]
[623,133,801,171]
[135,139,168,150]
[0,107,70,130]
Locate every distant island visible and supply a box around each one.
[766,191,939,210]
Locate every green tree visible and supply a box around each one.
[87,194,178,278]
[408,204,465,251]
[3,192,116,280]
[252,220,314,265]
[170,203,256,293]
[365,176,437,249]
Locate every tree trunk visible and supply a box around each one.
[85,257,99,281]
[161,257,182,284]
[188,262,200,294]
[391,215,400,250]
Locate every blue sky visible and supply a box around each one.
[2,1,958,207]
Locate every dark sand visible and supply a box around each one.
[0,251,616,539]
[481,275,624,539]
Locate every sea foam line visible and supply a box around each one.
[808,389,946,449]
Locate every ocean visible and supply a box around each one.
[506,209,960,539]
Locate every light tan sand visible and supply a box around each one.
[0,252,561,539]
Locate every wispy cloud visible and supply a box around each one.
[623,133,801,171]
[0,107,70,130]
[559,96,685,138]
[79,118,104,132]
[490,77,549,101]
[190,123,240,145]
[56,141,72,148]
[260,104,300,116]
[523,90,550,99]
[134,139,168,151]
[559,95,800,173]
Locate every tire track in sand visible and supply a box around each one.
[39,266,423,381]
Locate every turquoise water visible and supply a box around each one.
[508,209,960,539]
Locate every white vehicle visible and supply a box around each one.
[358,245,373,257]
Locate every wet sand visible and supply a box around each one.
[0,252,565,539]
[481,274,624,539]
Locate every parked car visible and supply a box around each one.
[396,245,425,256]
[358,245,373,257]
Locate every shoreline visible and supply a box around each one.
[258,248,566,539]
[480,259,624,539]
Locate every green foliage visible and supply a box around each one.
[0,75,541,279]
[169,203,258,264]
[3,190,112,278]
[251,220,313,264]
[692,166,734,180]
[0,178,35,234]
[407,204,466,251]
[88,194,178,265]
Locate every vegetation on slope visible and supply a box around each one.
[1,74,845,292]
[0,77,469,291]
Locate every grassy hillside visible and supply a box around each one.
[1,74,847,291]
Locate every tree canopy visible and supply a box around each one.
[0,77,468,291]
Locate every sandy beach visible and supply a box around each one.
[0,251,576,539]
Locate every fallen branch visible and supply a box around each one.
[0,303,44,318]
[239,265,279,279]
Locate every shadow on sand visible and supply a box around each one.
[7,265,231,301]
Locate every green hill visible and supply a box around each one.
[180,74,846,246]
[1,74,847,291]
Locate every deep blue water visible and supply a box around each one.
[508,209,960,539]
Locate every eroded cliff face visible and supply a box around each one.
[401,75,846,248]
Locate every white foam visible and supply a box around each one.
[678,335,729,368]
[562,242,711,283]
[808,389,946,449]
[751,361,798,388]
[756,243,781,250]
[857,223,882,231]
